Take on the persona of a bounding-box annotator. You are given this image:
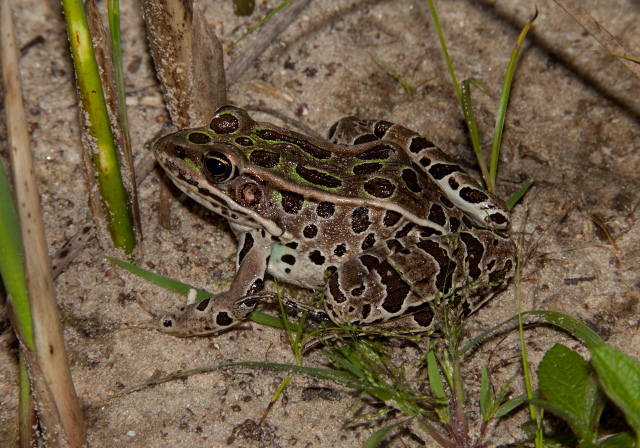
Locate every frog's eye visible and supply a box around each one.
[203,151,233,183]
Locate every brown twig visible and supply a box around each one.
[0,0,87,445]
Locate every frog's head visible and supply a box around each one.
[153,106,284,237]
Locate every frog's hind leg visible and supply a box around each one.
[323,231,515,331]
[323,236,463,329]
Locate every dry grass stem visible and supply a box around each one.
[553,0,640,79]
[0,0,87,445]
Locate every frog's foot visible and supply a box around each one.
[138,292,274,337]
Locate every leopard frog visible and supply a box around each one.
[152,106,515,336]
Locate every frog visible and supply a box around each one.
[149,105,516,337]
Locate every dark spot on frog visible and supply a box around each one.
[250,150,280,168]
[316,201,335,218]
[163,319,173,328]
[354,133,378,144]
[247,278,264,295]
[361,233,376,250]
[351,207,371,233]
[351,285,365,297]
[361,303,371,319]
[383,210,402,227]
[210,113,239,134]
[440,195,455,208]
[173,145,186,159]
[386,239,403,253]
[428,204,446,227]
[279,190,304,214]
[285,241,298,249]
[374,121,393,139]
[459,187,489,204]
[309,250,325,265]
[334,243,346,256]
[378,261,411,313]
[412,308,434,328]
[448,177,460,190]
[356,143,395,160]
[402,169,422,193]
[296,165,342,188]
[215,312,234,327]
[353,162,382,175]
[196,298,210,311]
[409,136,435,153]
[429,163,464,180]
[417,240,456,292]
[303,224,318,238]
[419,156,431,167]
[490,213,508,226]
[235,136,253,146]
[238,233,254,262]
[281,254,296,265]
[187,132,211,144]
[328,273,346,303]
[449,217,461,232]
[364,178,395,198]
[459,232,484,280]
[328,121,338,140]
[395,223,414,238]
[359,254,379,272]
[326,265,337,274]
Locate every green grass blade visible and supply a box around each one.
[62,0,136,255]
[506,180,534,210]
[371,54,413,100]
[0,162,33,347]
[363,418,414,448]
[427,350,446,399]
[460,79,490,186]
[106,255,285,328]
[426,0,461,102]
[231,0,295,49]
[106,255,212,300]
[480,366,492,420]
[489,10,538,188]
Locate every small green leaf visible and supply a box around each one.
[591,345,640,433]
[480,366,492,420]
[537,343,596,440]
[427,350,446,399]
[363,418,413,448]
[598,431,637,448]
[506,180,534,210]
[495,392,527,418]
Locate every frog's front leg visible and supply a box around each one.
[151,231,272,337]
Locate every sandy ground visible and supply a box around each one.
[1,0,639,446]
